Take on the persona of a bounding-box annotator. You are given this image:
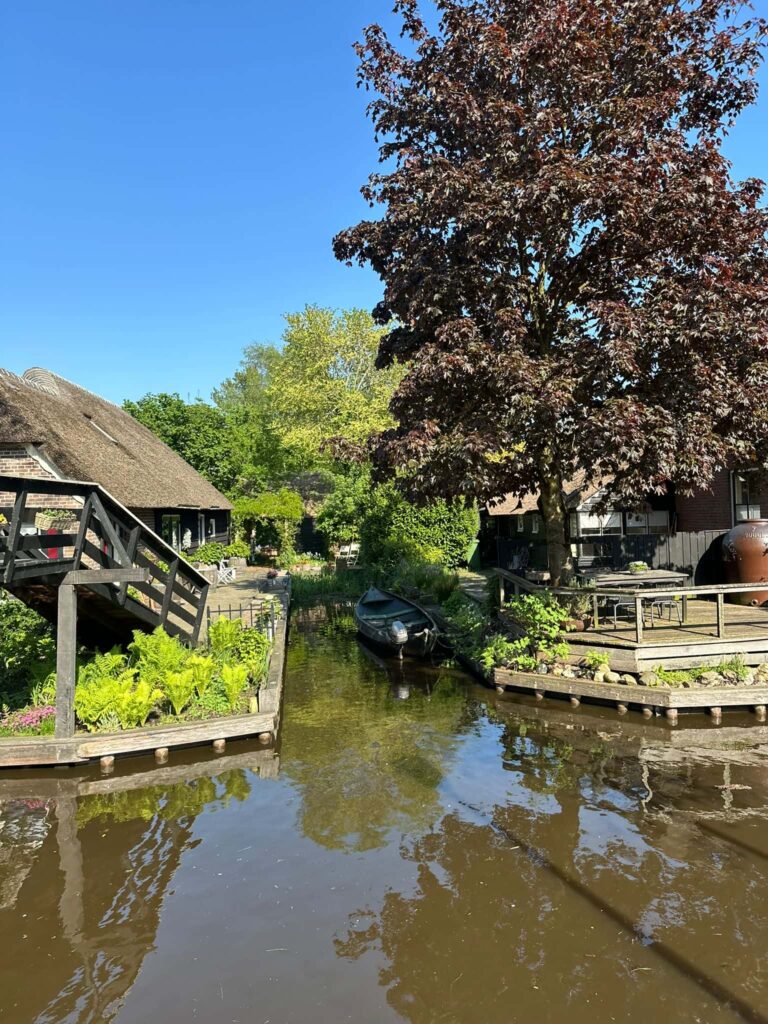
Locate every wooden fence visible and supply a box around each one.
[497,530,726,583]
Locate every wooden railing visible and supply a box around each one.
[0,476,210,645]
[493,568,768,645]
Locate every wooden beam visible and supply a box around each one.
[55,583,77,739]
[90,492,130,565]
[2,489,27,583]
[716,593,726,639]
[72,493,93,570]
[117,526,141,606]
[635,595,644,644]
[160,558,179,627]
[63,568,148,586]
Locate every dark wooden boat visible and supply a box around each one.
[354,587,441,658]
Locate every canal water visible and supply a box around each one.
[2,602,768,1023]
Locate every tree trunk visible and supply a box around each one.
[538,468,571,586]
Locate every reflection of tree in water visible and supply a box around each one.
[335,707,768,1024]
[282,603,473,851]
[0,768,253,1024]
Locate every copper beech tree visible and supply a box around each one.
[334,0,768,582]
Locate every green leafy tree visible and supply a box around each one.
[123,393,239,494]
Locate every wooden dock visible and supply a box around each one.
[493,666,768,723]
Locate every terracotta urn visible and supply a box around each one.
[722,519,768,606]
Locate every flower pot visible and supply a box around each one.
[34,511,77,532]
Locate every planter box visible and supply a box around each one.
[228,557,248,568]
[34,511,77,531]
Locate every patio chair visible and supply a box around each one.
[608,596,651,629]
[649,597,684,626]
[217,560,236,586]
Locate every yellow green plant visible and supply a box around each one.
[163,669,196,716]
[221,663,249,711]
[114,679,163,729]
[188,654,216,698]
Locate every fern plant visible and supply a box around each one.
[220,663,249,711]
[188,655,216,698]
[74,668,137,732]
[129,627,190,685]
[163,669,196,716]
[115,679,163,729]
[208,618,243,661]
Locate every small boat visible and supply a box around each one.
[354,587,441,658]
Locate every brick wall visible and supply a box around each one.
[675,470,732,532]
[0,445,82,512]
[675,469,768,533]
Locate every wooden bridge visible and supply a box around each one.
[0,475,209,645]
[0,475,210,741]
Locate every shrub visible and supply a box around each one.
[0,595,56,703]
[504,594,564,649]
[163,669,197,716]
[225,539,250,559]
[115,680,164,729]
[360,483,480,569]
[584,650,610,672]
[221,663,249,711]
[75,667,135,732]
[193,542,227,565]
[0,704,56,737]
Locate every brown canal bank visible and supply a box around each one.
[2,601,768,1023]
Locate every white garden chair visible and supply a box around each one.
[217,560,236,586]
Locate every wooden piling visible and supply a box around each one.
[569,696,580,707]
[754,704,767,722]
[212,738,226,754]
[258,732,272,745]
[666,708,679,725]
[155,747,169,764]
[99,755,115,774]
[534,690,544,701]
[617,702,628,715]
[495,685,505,694]
[710,706,723,724]
[642,706,653,718]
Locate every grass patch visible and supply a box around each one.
[290,569,374,605]
[654,655,750,688]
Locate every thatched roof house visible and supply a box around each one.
[0,367,232,549]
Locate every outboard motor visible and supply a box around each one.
[387,619,408,657]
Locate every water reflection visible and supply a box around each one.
[1,604,768,1024]
[280,604,472,852]
[0,753,275,1024]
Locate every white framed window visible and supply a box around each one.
[161,515,181,550]
[531,515,540,534]
[208,517,216,537]
[626,511,670,535]
[517,516,524,533]
[733,472,762,523]
[571,511,622,537]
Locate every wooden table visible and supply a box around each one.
[578,569,692,629]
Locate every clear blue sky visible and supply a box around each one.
[1,1,766,404]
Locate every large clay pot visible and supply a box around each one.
[722,519,768,605]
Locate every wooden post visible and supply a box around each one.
[716,593,725,639]
[155,747,169,764]
[635,596,644,645]
[212,738,226,753]
[570,696,580,707]
[617,702,628,715]
[498,573,505,607]
[710,706,723,724]
[592,592,599,628]
[666,708,678,725]
[642,705,653,718]
[754,705,767,722]
[55,583,77,739]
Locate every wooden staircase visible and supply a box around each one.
[0,475,209,648]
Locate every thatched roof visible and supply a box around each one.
[0,367,232,511]
[487,470,612,516]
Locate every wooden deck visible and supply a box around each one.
[566,601,768,671]
[495,569,768,672]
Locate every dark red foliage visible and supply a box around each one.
[334,0,768,575]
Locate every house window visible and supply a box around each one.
[531,515,540,534]
[626,511,670,535]
[517,516,524,533]
[161,515,181,550]
[570,511,623,537]
[198,513,206,544]
[733,472,762,522]
[208,517,216,538]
